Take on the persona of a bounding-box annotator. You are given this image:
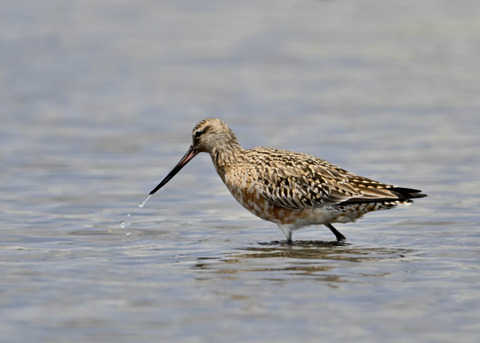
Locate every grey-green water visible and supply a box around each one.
[1,1,479,342]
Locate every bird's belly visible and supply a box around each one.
[225,184,395,229]
[228,185,299,224]
[222,172,398,228]
[225,183,338,227]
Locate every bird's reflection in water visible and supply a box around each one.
[193,240,413,282]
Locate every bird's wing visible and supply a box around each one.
[248,148,399,210]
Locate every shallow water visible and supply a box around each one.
[1,1,480,342]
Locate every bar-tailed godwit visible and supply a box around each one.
[147,118,426,243]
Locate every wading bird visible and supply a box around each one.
[147,118,426,243]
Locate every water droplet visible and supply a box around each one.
[138,194,152,208]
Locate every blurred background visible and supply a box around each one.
[1,1,479,342]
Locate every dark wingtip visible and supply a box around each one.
[390,187,427,200]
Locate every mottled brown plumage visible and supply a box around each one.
[149,118,426,242]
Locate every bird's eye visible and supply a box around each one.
[194,130,203,139]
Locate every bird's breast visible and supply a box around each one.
[221,170,310,226]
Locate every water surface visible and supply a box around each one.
[1,1,479,342]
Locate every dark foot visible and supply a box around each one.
[325,224,346,242]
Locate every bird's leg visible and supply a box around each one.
[325,224,346,242]
[278,224,293,244]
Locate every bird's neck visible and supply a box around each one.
[210,141,243,179]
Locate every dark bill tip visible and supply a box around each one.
[149,146,198,195]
